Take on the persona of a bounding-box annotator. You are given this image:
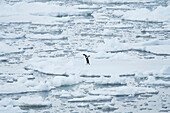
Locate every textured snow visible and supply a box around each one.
[25,56,170,76]
[0,33,25,39]
[52,76,83,87]
[0,106,23,113]
[142,76,170,86]
[68,95,112,102]
[77,0,155,3]
[0,42,23,55]
[94,76,127,85]
[0,80,50,94]
[0,75,82,94]
[0,2,93,23]
[161,66,170,75]
[115,5,170,21]
[90,86,158,96]
[26,34,68,40]
[17,96,51,106]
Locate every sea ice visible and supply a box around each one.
[161,66,170,75]
[90,86,158,96]
[17,96,51,107]
[115,5,170,22]
[0,2,94,24]
[68,95,112,102]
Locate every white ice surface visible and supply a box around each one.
[68,95,112,102]
[0,42,23,55]
[25,56,170,76]
[0,75,82,94]
[89,86,158,96]
[26,34,68,40]
[17,96,51,106]
[0,33,25,39]
[0,2,94,24]
[77,0,155,3]
[94,76,127,85]
[52,76,83,87]
[97,38,170,54]
[142,76,170,86]
[0,80,50,94]
[161,66,170,75]
[114,5,170,22]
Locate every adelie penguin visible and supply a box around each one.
[83,54,90,65]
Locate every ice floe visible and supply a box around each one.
[0,42,23,56]
[0,106,23,113]
[161,66,170,75]
[77,0,155,4]
[0,0,170,112]
[25,56,170,76]
[0,33,25,39]
[90,86,158,96]
[142,76,170,87]
[52,76,83,87]
[68,95,112,102]
[25,57,83,75]
[17,96,51,108]
[115,5,170,22]
[102,103,118,111]
[26,34,68,40]
[0,75,83,95]
[0,80,50,94]
[94,76,127,86]
[0,2,94,24]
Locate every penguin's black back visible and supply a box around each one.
[83,54,90,65]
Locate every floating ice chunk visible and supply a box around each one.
[68,95,112,102]
[116,5,170,21]
[60,90,72,98]
[17,96,51,108]
[52,76,83,87]
[0,105,23,113]
[102,103,118,111]
[142,76,170,87]
[0,78,50,94]
[71,91,86,98]
[0,57,8,62]
[0,98,14,106]
[52,90,86,98]
[94,76,127,86]
[0,42,23,55]
[141,39,170,46]
[77,0,155,3]
[161,66,170,75]
[0,2,94,23]
[77,103,89,107]
[104,23,134,29]
[90,86,158,96]
[26,34,68,40]
[25,57,85,75]
[0,33,25,39]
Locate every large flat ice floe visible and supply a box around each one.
[77,0,155,3]
[114,5,170,22]
[0,42,23,56]
[89,86,158,96]
[0,2,95,24]
[0,75,82,94]
[98,38,170,55]
[25,56,170,75]
[17,96,51,107]
[68,95,112,102]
